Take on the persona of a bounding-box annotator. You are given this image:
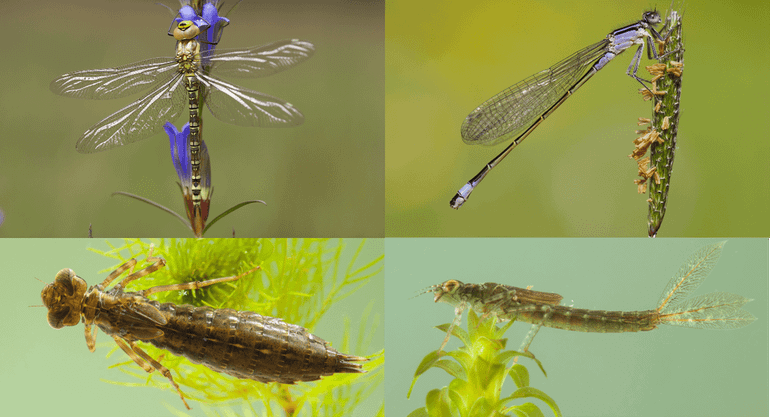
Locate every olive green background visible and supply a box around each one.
[1,238,383,416]
[386,238,768,416]
[386,0,770,236]
[0,0,384,237]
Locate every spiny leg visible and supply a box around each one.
[439,302,466,354]
[99,258,138,288]
[84,322,98,352]
[513,304,553,364]
[139,266,260,297]
[112,336,191,410]
[513,304,553,365]
[114,257,167,291]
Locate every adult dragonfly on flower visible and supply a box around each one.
[50,3,314,201]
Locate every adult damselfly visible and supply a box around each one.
[451,10,676,209]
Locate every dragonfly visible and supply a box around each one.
[41,255,367,409]
[50,11,314,211]
[420,241,755,354]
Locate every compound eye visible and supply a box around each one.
[173,21,201,40]
[645,11,661,23]
[443,280,460,293]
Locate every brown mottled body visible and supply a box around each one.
[515,305,658,333]
[429,280,658,336]
[42,256,366,409]
[99,301,366,384]
[423,242,755,355]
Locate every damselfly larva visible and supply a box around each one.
[41,256,367,409]
[420,241,755,355]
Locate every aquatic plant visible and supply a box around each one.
[408,309,560,417]
[88,238,383,416]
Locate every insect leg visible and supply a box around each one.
[439,302,466,354]
[139,266,260,297]
[84,321,98,352]
[515,305,554,360]
[113,257,167,291]
[518,323,544,354]
[112,336,191,410]
[98,258,138,288]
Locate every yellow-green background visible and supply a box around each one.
[0,0,384,237]
[2,238,383,416]
[386,0,770,236]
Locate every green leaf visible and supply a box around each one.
[407,351,441,398]
[468,397,494,417]
[415,351,442,376]
[436,322,470,348]
[111,192,190,230]
[426,388,456,417]
[514,350,548,377]
[501,387,562,417]
[203,200,266,235]
[509,364,530,388]
[469,355,492,391]
[507,402,545,417]
[447,387,467,416]
[495,350,517,365]
[444,349,473,370]
[407,408,430,417]
[434,359,467,380]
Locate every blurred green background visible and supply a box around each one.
[386,238,768,416]
[386,0,770,236]
[0,0,384,237]
[3,238,383,416]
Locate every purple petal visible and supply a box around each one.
[201,2,230,44]
[175,5,210,31]
[165,121,191,184]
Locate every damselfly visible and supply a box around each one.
[420,241,755,354]
[50,12,314,211]
[41,256,367,409]
[451,11,676,209]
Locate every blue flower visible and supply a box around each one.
[164,121,212,237]
[201,1,230,45]
[175,5,210,32]
[165,122,191,184]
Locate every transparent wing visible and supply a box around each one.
[199,74,304,127]
[76,75,187,153]
[657,241,725,313]
[50,57,178,99]
[205,39,315,78]
[461,39,609,146]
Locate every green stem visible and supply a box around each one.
[647,9,684,237]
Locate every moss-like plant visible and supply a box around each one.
[88,238,383,416]
[408,310,560,417]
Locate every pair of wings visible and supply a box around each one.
[50,39,315,153]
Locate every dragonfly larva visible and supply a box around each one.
[420,241,755,354]
[41,256,367,409]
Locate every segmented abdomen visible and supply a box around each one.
[145,301,365,383]
[516,305,660,333]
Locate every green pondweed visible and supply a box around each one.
[629,5,684,237]
[407,309,560,417]
[86,238,383,416]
